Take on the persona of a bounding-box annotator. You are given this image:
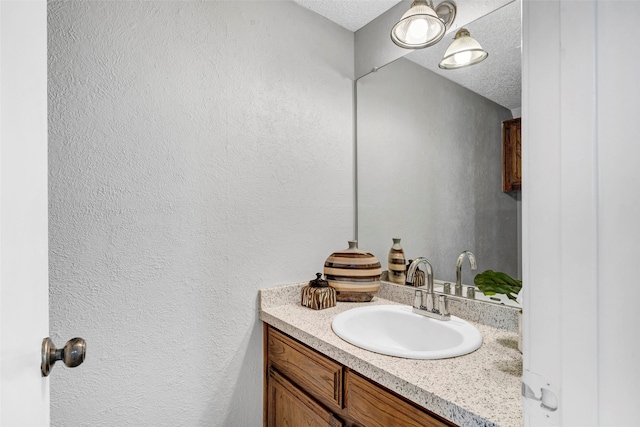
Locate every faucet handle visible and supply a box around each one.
[438,295,450,317]
[454,283,463,297]
[412,290,451,321]
[413,289,422,309]
[466,286,476,299]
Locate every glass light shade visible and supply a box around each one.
[439,28,488,69]
[391,1,446,49]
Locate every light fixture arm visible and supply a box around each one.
[435,1,456,31]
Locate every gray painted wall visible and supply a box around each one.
[48,1,353,425]
[357,58,519,284]
[47,1,520,424]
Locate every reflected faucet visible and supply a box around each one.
[456,251,477,298]
[407,257,450,321]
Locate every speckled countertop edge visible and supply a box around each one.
[259,282,523,427]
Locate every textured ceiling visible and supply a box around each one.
[291,0,522,111]
[292,0,401,32]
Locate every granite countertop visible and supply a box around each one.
[259,281,523,427]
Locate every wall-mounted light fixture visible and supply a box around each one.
[390,0,456,49]
[438,28,488,69]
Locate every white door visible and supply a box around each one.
[0,1,49,425]
[523,1,640,425]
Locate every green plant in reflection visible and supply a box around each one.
[474,270,522,303]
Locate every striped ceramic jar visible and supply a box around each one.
[387,238,406,284]
[323,241,382,302]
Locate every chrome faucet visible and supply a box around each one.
[456,250,477,298]
[407,257,450,321]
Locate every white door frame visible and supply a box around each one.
[0,1,49,425]
[523,0,640,425]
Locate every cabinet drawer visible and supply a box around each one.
[346,371,454,427]
[267,328,343,410]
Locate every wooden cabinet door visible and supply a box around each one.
[502,117,522,192]
[345,371,454,427]
[268,369,343,427]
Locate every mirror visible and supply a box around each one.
[356,2,521,285]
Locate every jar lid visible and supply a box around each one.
[309,273,329,288]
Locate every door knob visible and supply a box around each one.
[41,337,86,377]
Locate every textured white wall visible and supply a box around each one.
[47,1,353,426]
[358,58,518,284]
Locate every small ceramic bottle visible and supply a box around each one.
[388,238,406,284]
[301,273,336,310]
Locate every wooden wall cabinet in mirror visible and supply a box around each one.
[502,117,522,192]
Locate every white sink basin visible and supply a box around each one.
[331,305,482,360]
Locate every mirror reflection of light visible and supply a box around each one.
[438,28,488,69]
[452,50,473,65]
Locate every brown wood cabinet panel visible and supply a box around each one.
[268,327,343,410]
[345,371,453,427]
[502,117,522,192]
[268,369,343,427]
[264,325,458,427]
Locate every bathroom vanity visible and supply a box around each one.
[265,325,453,427]
[259,282,523,427]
